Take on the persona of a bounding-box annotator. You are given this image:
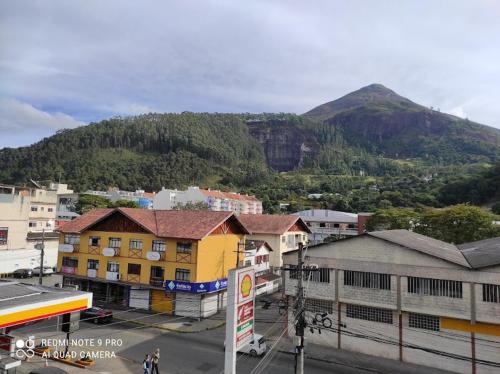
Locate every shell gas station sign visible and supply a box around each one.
[224,266,255,374]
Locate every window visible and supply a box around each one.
[346,304,393,324]
[46,222,51,227]
[333,223,340,228]
[289,266,331,283]
[64,234,80,244]
[344,271,391,290]
[175,268,190,281]
[150,266,164,279]
[62,257,78,268]
[129,239,143,250]
[87,259,99,270]
[48,207,53,212]
[108,237,121,248]
[107,262,119,272]
[152,240,166,252]
[407,277,462,298]
[31,206,38,212]
[127,263,141,275]
[177,242,192,254]
[305,298,334,314]
[409,313,440,331]
[256,256,262,264]
[0,228,7,245]
[281,236,286,243]
[88,237,100,246]
[29,222,37,228]
[262,255,269,263]
[244,260,252,266]
[40,207,44,212]
[319,223,326,228]
[482,284,500,303]
[348,224,355,229]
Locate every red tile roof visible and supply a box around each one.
[199,189,260,203]
[238,214,311,235]
[60,208,249,240]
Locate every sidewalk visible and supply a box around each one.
[277,338,455,374]
[111,308,226,333]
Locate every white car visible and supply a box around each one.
[32,266,54,276]
[225,334,267,357]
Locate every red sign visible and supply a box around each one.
[237,300,254,325]
[236,327,253,345]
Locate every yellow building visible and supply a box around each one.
[57,208,248,318]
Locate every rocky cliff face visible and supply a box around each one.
[247,120,317,172]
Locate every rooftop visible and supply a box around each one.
[294,209,358,223]
[238,214,311,235]
[458,237,500,269]
[59,208,249,240]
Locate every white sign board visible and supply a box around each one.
[146,251,161,261]
[224,266,255,374]
[102,247,116,257]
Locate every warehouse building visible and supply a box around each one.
[283,231,500,374]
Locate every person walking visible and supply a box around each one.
[151,348,160,374]
[143,354,151,374]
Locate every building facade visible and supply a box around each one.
[84,187,155,208]
[283,230,500,374]
[237,214,311,270]
[57,208,248,318]
[293,209,372,244]
[243,240,280,295]
[153,186,263,215]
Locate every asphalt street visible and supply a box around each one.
[12,298,454,374]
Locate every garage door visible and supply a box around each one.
[129,287,150,310]
[150,290,174,313]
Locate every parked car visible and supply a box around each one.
[225,334,267,357]
[12,268,33,278]
[32,266,54,276]
[80,307,113,324]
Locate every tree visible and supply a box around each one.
[492,202,500,215]
[75,194,110,214]
[365,208,419,231]
[416,204,499,244]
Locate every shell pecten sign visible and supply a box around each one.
[237,268,255,304]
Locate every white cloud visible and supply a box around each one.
[0,98,85,131]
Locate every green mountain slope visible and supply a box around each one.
[304,84,500,163]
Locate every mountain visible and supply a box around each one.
[304,84,500,162]
[1,84,499,192]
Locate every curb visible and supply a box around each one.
[114,317,225,333]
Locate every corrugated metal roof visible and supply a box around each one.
[368,230,471,268]
[458,237,500,269]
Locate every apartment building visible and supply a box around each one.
[243,240,280,295]
[293,209,372,244]
[283,230,500,374]
[238,214,310,270]
[84,187,155,208]
[57,208,248,318]
[153,186,263,215]
[0,183,70,274]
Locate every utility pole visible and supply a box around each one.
[38,229,45,285]
[295,242,305,374]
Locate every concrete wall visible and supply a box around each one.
[0,193,30,250]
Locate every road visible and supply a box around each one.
[12,299,453,374]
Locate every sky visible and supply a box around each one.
[1,0,500,148]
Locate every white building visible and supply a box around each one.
[0,183,70,274]
[293,209,372,244]
[153,186,263,215]
[84,187,155,208]
[243,240,280,295]
[283,230,500,374]
[237,214,311,270]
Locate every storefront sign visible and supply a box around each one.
[164,279,227,294]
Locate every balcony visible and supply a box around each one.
[127,274,141,283]
[61,266,77,275]
[129,248,143,259]
[87,269,97,278]
[106,271,121,281]
[176,252,192,264]
[102,247,120,257]
[149,277,164,287]
[146,251,165,261]
[88,245,100,255]
[58,243,79,253]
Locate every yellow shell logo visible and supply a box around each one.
[240,274,252,298]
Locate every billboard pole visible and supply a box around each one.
[224,266,255,374]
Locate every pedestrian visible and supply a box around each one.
[152,348,160,374]
[143,354,151,374]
